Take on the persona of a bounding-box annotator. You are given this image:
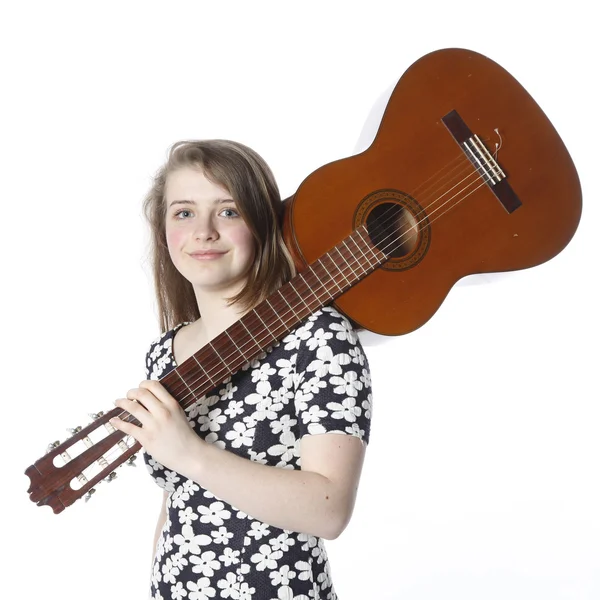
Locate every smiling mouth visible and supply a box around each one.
[189,252,227,260]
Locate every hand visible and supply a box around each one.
[110,380,202,476]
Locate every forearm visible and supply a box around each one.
[179,437,343,540]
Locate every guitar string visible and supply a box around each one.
[107,153,482,427]
[69,152,489,481]
[143,156,485,403]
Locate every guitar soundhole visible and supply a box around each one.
[366,202,418,258]
[354,189,430,271]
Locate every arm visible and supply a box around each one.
[183,431,366,540]
[113,388,367,540]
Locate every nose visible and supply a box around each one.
[193,212,219,241]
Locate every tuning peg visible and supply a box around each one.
[46,440,60,453]
[126,455,137,466]
[89,411,105,420]
[84,488,96,502]
[68,426,82,436]
[105,472,117,483]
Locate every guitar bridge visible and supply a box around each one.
[442,109,522,214]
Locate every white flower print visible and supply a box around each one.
[299,376,327,396]
[249,448,268,464]
[250,544,283,571]
[224,399,244,418]
[306,345,351,377]
[171,581,187,600]
[151,559,162,587]
[345,422,365,438]
[293,389,313,413]
[239,581,256,600]
[276,356,296,382]
[188,394,220,421]
[305,327,333,351]
[282,321,313,351]
[219,381,238,401]
[329,370,363,397]
[267,430,298,466]
[225,421,255,448]
[251,362,276,382]
[198,501,231,527]
[269,564,297,587]
[144,306,371,598]
[218,547,240,567]
[216,572,238,599]
[172,485,193,510]
[178,507,198,526]
[189,550,221,576]
[211,526,234,545]
[247,520,271,541]
[327,397,362,422]
[270,414,297,435]
[243,413,258,429]
[183,479,200,496]
[198,407,227,433]
[173,524,212,555]
[349,346,365,366]
[162,555,182,585]
[186,577,216,600]
[329,319,358,344]
[299,404,328,426]
[363,392,373,418]
[295,560,312,581]
[270,532,295,553]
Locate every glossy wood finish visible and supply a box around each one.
[283,48,581,335]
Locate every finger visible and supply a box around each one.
[109,413,143,442]
[126,387,163,413]
[115,397,150,426]
[139,380,180,409]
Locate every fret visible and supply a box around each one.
[298,271,322,308]
[288,280,312,315]
[342,239,367,277]
[252,305,279,344]
[174,369,197,400]
[225,329,247,363]
[277,288,300,321]
[238,319,262,355]
[315,257,342,296]
[192,355,215,387]
[330,249,353,287]
[355,226,382,264]
[265,298,288,332]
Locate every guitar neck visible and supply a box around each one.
[162,224,386,407]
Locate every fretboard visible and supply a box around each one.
[160,225,387,408]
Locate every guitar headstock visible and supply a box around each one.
[25,406,141,513]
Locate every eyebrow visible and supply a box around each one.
[168,198,235,208]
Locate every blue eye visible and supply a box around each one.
[220,208,239,218]
[174,209,191,219]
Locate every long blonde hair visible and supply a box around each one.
[142,139,296,333]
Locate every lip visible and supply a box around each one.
[189,251,227,260]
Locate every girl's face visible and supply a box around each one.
[164,167,256,297]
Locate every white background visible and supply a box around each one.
[2,2,598,599]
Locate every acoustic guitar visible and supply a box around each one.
[25,47,581,513]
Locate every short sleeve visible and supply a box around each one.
[291,306,372,445]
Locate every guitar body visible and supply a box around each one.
[283,48,581,335]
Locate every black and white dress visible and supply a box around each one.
[143,305,372,600]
